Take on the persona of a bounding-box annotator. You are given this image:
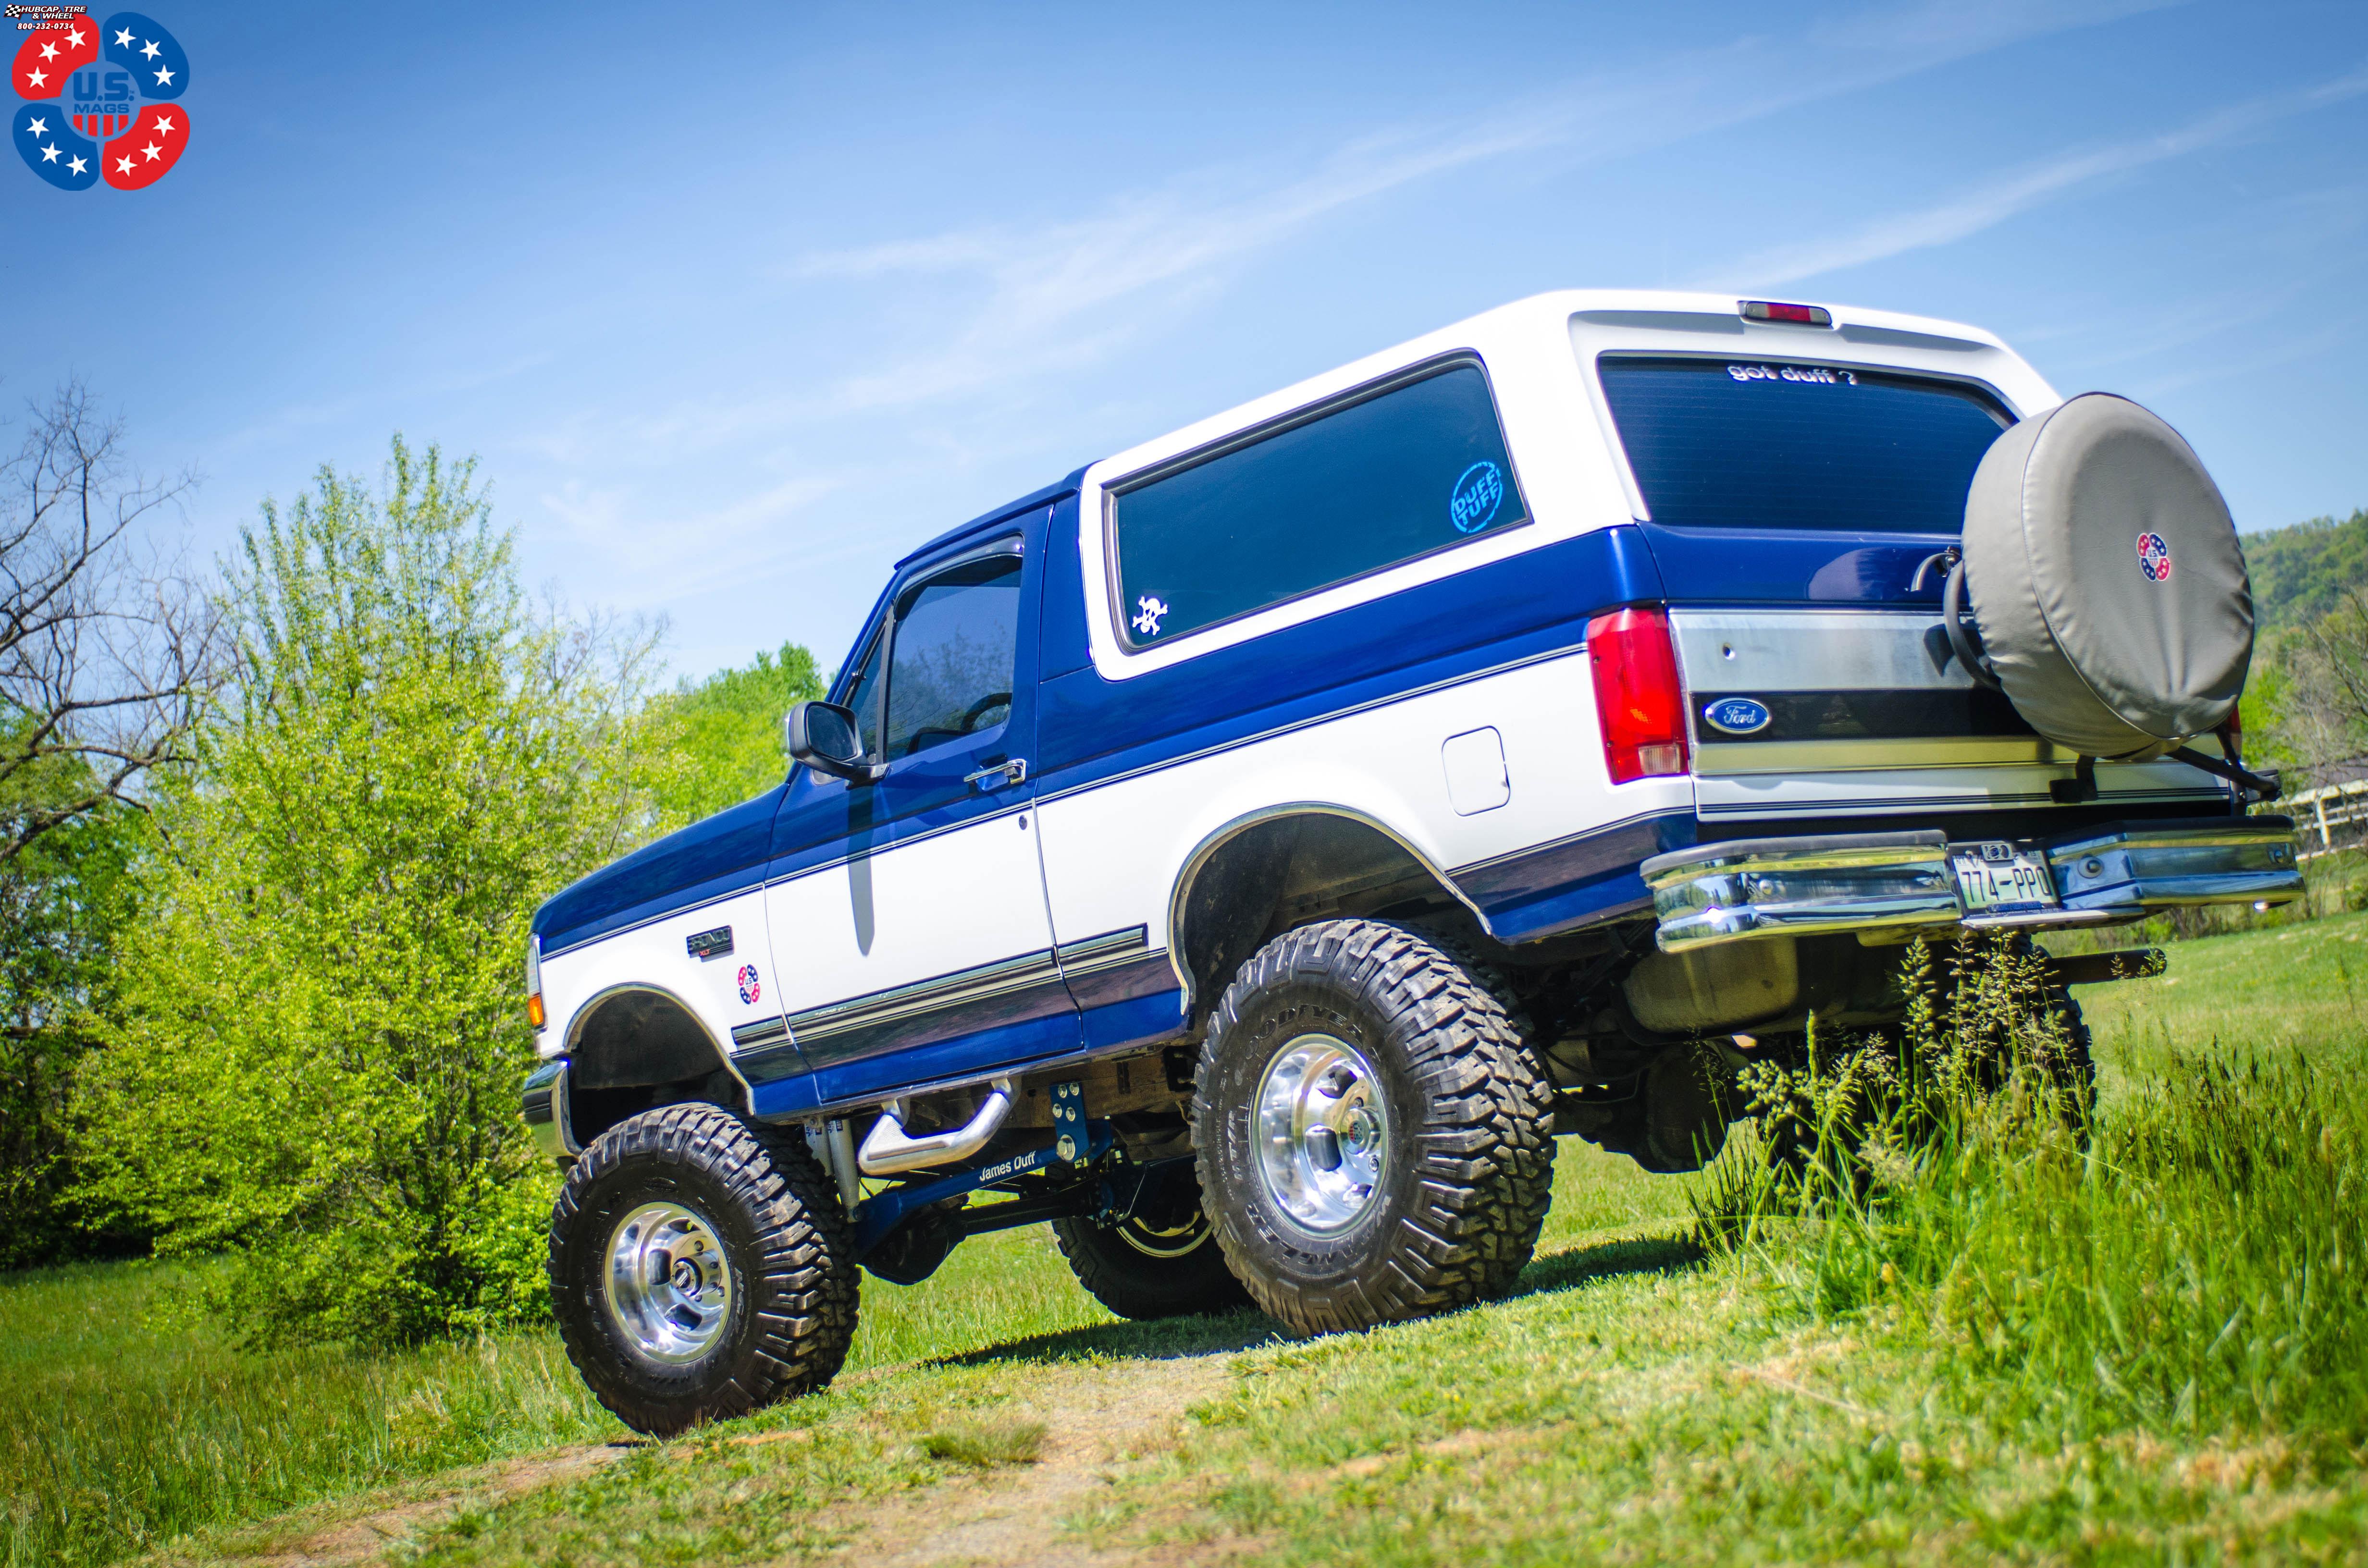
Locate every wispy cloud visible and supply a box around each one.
[1709,64,2368,288]
[791,0,2185,413]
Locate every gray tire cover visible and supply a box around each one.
[1961,392,2253,761]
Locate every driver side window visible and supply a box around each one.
[864,554,1021,762]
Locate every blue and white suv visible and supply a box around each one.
[521,289,2302,1433]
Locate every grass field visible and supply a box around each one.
[8,911,2367,1566]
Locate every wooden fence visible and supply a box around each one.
[2288,779,2368,859]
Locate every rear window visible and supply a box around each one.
[1598,356,2011,533]
[1109,359,1526,646]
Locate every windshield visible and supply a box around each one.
[1598,355,2012,533]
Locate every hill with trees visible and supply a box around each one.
[2242,508,2368,632]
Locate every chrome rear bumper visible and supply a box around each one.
[1643,817,2302,953]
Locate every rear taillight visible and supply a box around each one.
[1587,607,1690,784]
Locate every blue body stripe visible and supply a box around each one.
[1032,522,1664,799]
[1638,522,1960,608]
[1451,808,1699,942]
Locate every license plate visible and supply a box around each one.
[1951,842,2058,914]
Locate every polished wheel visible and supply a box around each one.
[551,1103,857,1435]
[1195,919,1556,1337]
[603,1200,733,1364]
[1253,1032,1391,1234]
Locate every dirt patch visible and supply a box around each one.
[802,1353,1234,1568]
[146,1440,643,1568]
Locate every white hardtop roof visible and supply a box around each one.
[1073,289,2061,681]
[1094,288,2054,485]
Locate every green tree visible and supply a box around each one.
[641,642,824,828]
[74,439,660,1344]
[0,727,143,1268]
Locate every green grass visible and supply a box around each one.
[1056,927,2368,1566]
[16,910,2368,1566]
[0,1262,612,1568]
[0,1217,1223,1567]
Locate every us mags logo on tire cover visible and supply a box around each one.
[2136,531,2172,583]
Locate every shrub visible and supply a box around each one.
[72,440,663,1347]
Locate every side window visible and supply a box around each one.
[1107,358,1525,647]
[883,555,1021,760]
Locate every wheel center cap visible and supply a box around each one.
[670,1257,701,1296]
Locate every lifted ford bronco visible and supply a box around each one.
[522,289,2301,1433]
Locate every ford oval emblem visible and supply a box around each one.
[1702,697,1772,735]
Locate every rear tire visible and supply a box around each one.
[1193,919,1555,1336]
[549,1103,857,1436]
[1052,1201,1249,1321]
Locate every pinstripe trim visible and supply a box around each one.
[781,947,1062,1045]
[1055,924,1156,976]
[1446,806,1684,880]
[730,1017,789,1049]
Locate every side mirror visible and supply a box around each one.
[785,700,880,784]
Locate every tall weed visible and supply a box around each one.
[1703,935,2368,1447]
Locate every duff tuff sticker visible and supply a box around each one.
[736,965,762,1006]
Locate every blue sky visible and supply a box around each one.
[5,0,2365,684]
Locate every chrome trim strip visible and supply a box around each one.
[730,1017,789,1049]
[782,949,1062,1044]
[1055,924,1154,976]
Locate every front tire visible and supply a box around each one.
[1193,920,1555,1336]
[549,1103,858,1436]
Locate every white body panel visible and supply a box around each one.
[539,887,775,1070]
[760,809,1057,1030]
[1034,649,1690,966]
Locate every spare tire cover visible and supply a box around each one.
[1961,392,2253,761]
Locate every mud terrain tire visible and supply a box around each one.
[549,1103,857,1436]
[1052,1203,1250,1321]
[1193,920,1556,1335]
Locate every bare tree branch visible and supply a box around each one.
[0,380,225,863]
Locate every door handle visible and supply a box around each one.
[963,758,1028,790]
